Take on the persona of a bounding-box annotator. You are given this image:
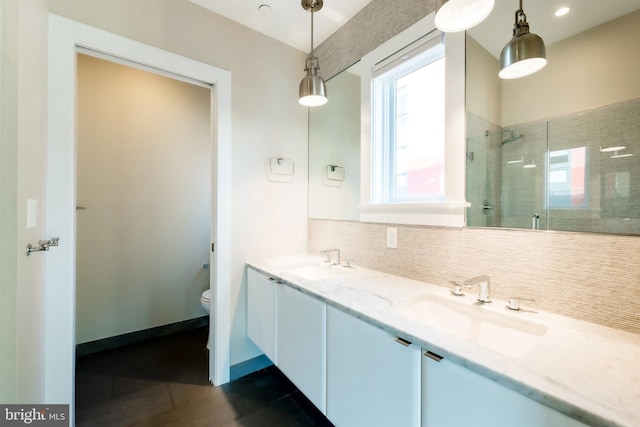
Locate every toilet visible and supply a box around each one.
[200,289,211,315]
[200,289,212,349]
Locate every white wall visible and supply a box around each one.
[0,0,308,402]
[75,54,212,343]
[0,0,19,403]
[47,0,308,365]
[0,0,49,403]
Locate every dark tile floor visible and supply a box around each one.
[75,327,334,427]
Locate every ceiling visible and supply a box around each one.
[469,0,640,58]
[189,0,373,53]
[189,0,640,55]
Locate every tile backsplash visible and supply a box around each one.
[308,219,640,335]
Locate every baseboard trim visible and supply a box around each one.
[76,316,209,357]
[230,355,273,381]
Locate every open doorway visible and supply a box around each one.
[74,52,212,352]
[46,16,232,415]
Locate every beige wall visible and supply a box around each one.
[466,35,501,127]
[502,10,640,126]
[48,0,309,365]
[314,0,434,79]
[75,54,211,343]
[309,219,640,335]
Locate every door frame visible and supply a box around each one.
[46,14,232,414]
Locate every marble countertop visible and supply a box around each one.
[247,254,640,427]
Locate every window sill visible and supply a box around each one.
[359,201,469,227]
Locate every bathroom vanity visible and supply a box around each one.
[246,255,640,427]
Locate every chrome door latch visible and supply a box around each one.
[26,237,60,256]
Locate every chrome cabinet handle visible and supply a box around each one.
[395,337,412,347]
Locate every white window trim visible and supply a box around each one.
[359,13,468,227]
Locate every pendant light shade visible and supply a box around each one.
[299,0,327,107]
[435,0,495,32]
[499,0,546,79]
[299,57,327,107]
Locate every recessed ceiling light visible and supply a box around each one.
[555,7,570,17]
[600,145,626,153]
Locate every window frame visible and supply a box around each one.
[359,14,467,227]
[372,36,446,204]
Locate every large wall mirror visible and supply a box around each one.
[466,1,640,235]
[308,62,361,221]
[309,1,640,236]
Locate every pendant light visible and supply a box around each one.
[299,0,327,107]
[435,0,495,32]
[499,0,546,79]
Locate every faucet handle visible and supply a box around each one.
[449,281,465,296]
[507,297,536,311]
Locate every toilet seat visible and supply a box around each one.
[200,289,212,349]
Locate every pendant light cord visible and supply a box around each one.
[310,4,315,56]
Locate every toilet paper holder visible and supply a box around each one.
[26,237,60,256]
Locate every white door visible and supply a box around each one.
[45,16,232,416]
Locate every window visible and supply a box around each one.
[359,16,466,227]
[548,147,587,208]
[371,36,445,204]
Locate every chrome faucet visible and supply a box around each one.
[320,248,340,265]
[463,275,491,303]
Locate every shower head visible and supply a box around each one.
[500,129,524,147]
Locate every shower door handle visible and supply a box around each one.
[482,199,494,214]
[532,213,540,230]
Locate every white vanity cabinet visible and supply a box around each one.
[326,305,421,427]
[246,268,278,363]
[421,353,588,427]
[277,284,327,414]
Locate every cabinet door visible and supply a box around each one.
[277,285,327,414]
[422,354,587,427]
[327,306,421,427]
[246,268,277,363]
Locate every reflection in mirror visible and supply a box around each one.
[466,1,640,235]
[308,62,361,220]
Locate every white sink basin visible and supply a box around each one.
[391,294,547,358]
[284,264,335,281]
